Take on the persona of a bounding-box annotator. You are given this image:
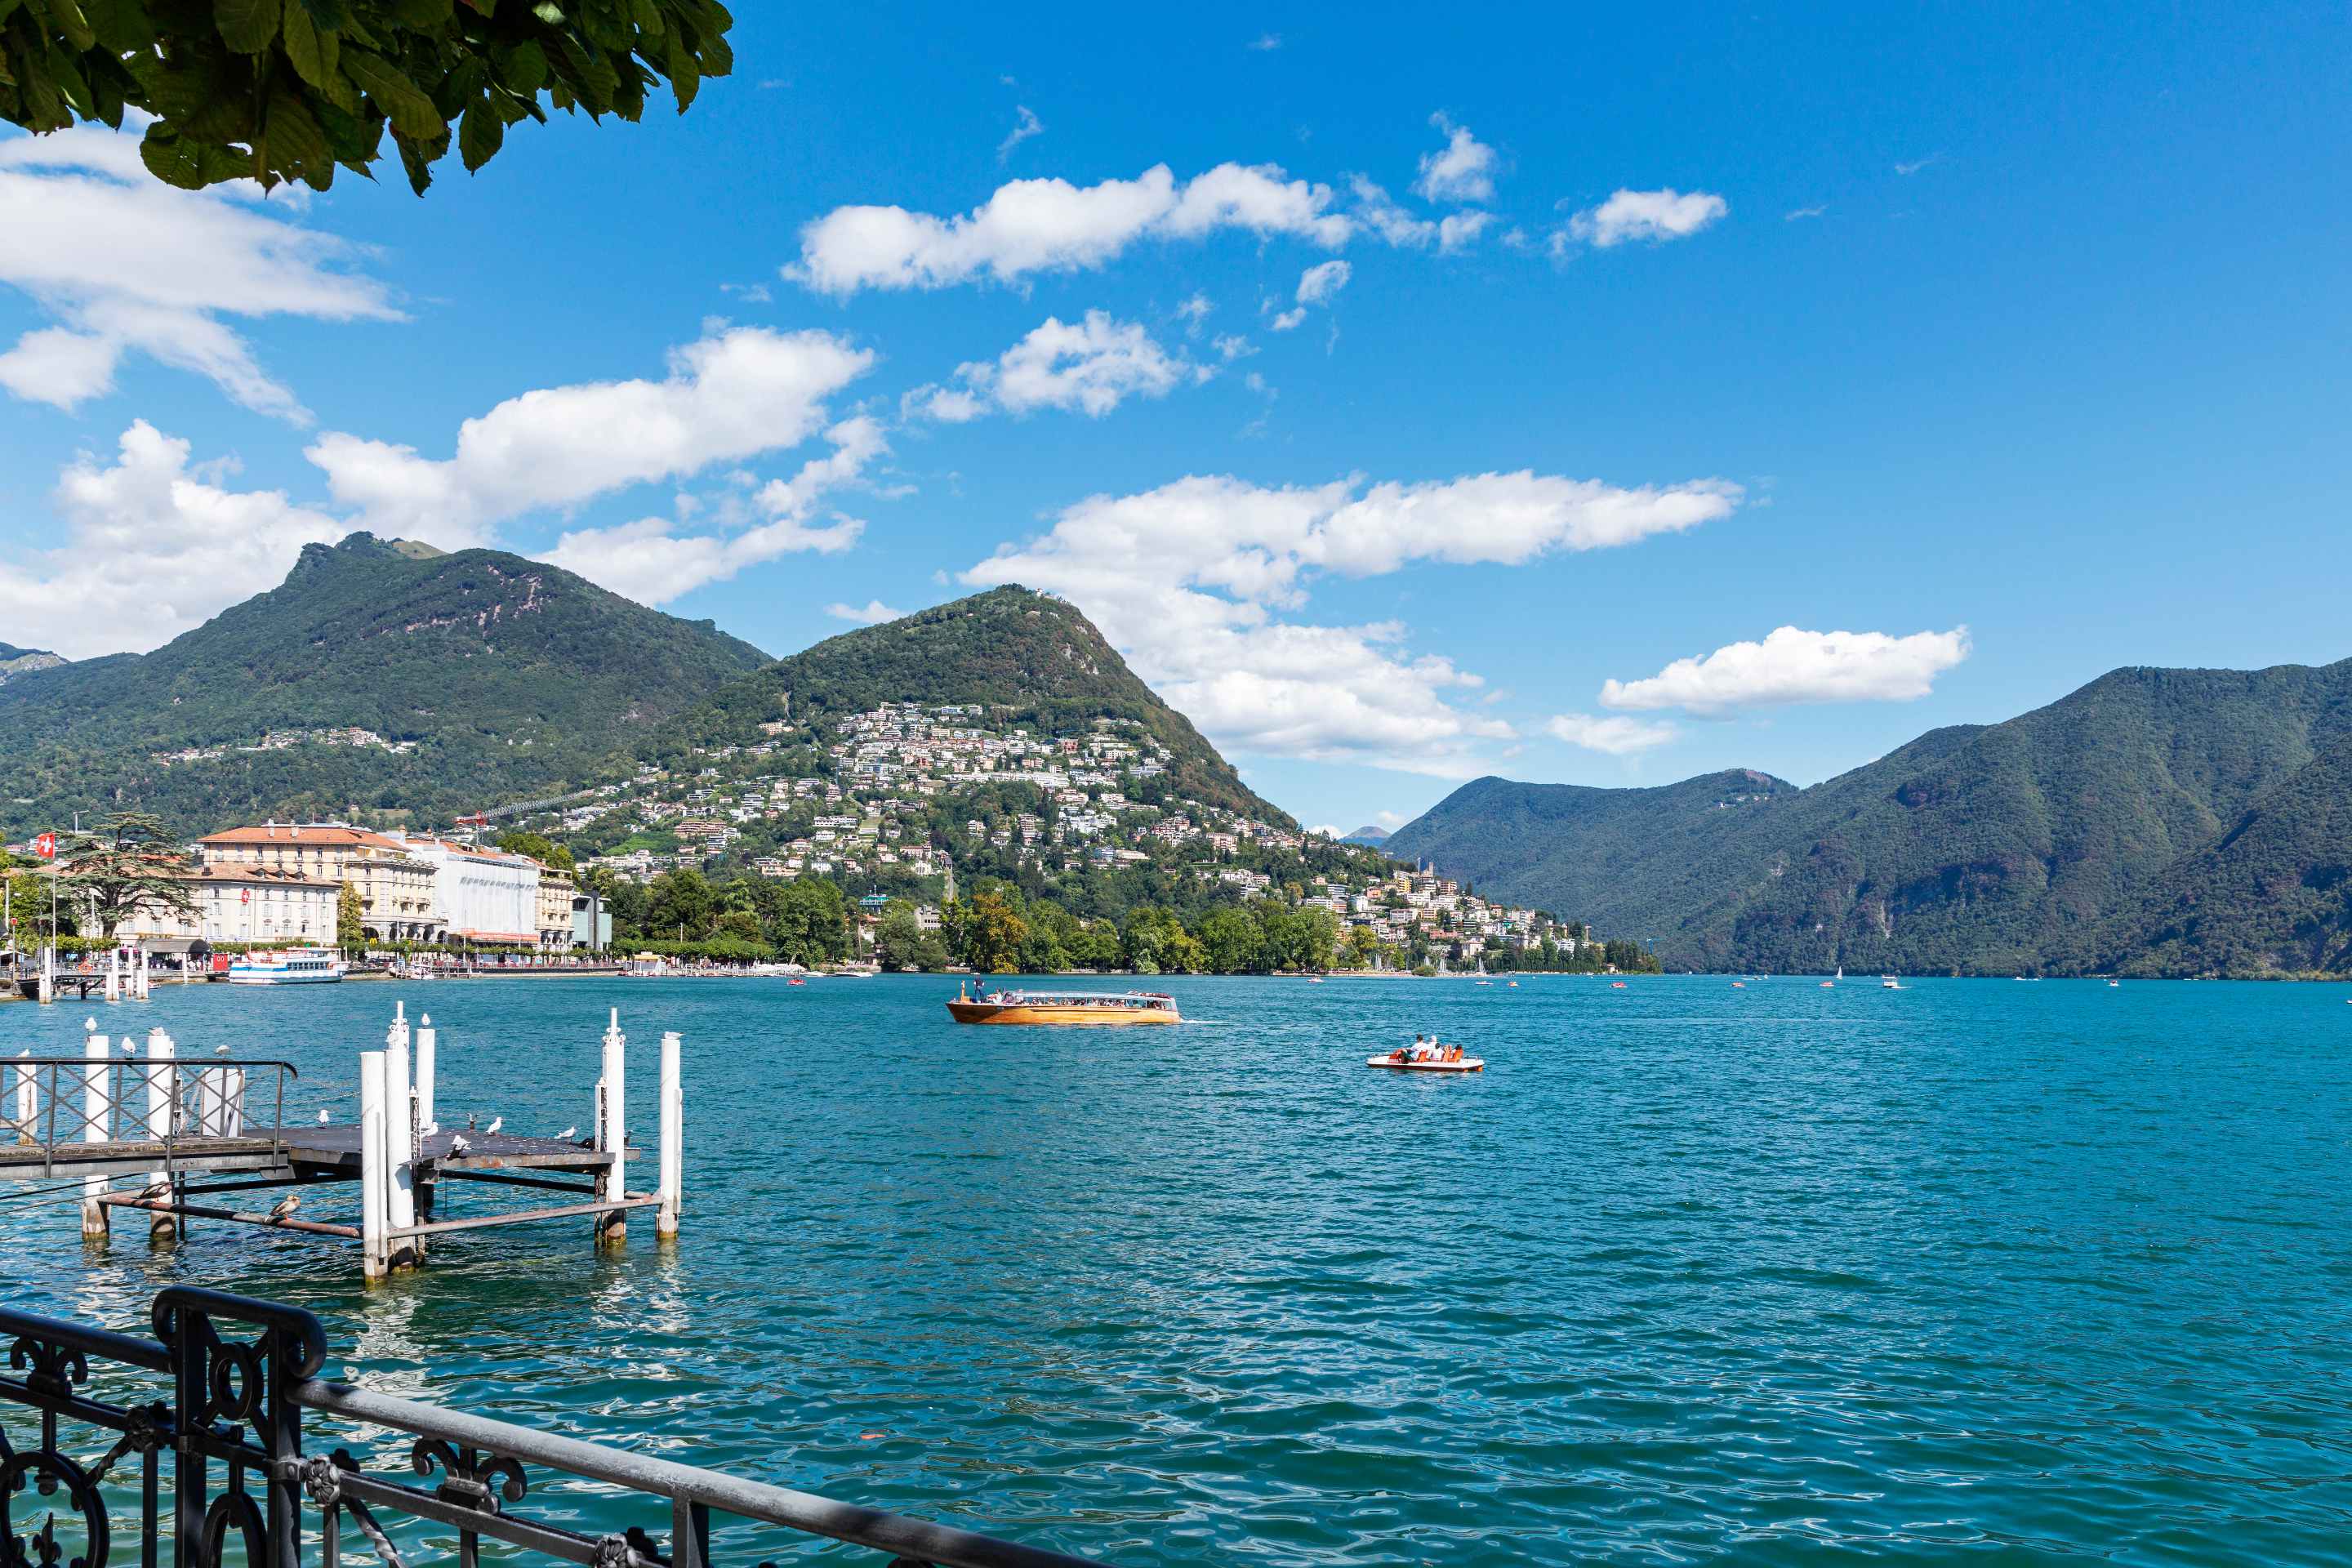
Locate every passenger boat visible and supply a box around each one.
[945,982,1181,1025]
[225,949,342,986]
[1368,1042,1484,1072]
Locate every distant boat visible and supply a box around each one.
[1731,981,1745,988]
[1822,965,1839,990]
[1882,976,1903,990]
[947,982,1180,1026]
[2108,979,2120,988]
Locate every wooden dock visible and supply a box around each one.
[3,1006,683,1281]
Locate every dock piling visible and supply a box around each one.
[359,1049,389,1281]
[145,1029,176,1241]
[657,1031,682,1239]
[414,1013,437,1219]
[595,1010,626,1249]
[80,1024,109,1238]
[385,1007,417,1267]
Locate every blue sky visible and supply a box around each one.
[2,2,2346,833]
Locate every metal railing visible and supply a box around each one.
[0,1288,1115,1568]
[2,1057,298,1176]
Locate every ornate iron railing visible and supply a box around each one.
[0,1288,1112,1568]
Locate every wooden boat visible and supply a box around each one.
[946,983,1181,1025]
[1368,1045,1484,1072]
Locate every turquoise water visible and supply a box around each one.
[4,975,2350,1563]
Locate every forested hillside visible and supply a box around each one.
[649,586,1290,824]
[1391,659,2352,977]
[0,642,65,686]
[0,533,770,836]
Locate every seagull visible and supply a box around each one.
[483,1116,502,1136]
[317,1109,332,1125]
[466,1113,477,1131]
[266,1194,300,1224]
[558,1125,577,1140]
[213,1043,231,1055]
[119,1039,137,1054]
[449,1134,470,1156]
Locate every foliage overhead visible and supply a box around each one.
[1389,659,2352,978]
[1,0,734,195]
[0,532,769,837]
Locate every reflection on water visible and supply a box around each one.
[5,974,2352,1564]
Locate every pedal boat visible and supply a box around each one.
[1368,1047,1484,1072]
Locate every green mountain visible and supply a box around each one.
[649,586,1291,824]
[2096,736,2352,976]
[1388,659,2352,977]
[0,642,65,687]
[0,533,769,837]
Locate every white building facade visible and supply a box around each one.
[408,838,542,945]
[118,866,341,947]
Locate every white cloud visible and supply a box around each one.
[1272,259,1351,332]
[1247,32,1282,51]
[1374,809,1407,829]
[826,599,907,625]
[0,123,397,421]
[538,416,885,604]
[1546,712,1679,755]
[791,162,1352,296]
[1174,292,1214,334]
[964,469,1740,773]
[1600,626,1972,715]
[1212,332,1255,361]
[1437,211,1493,252]
[1561,188,1729,250]
[0,421,347,657]
[1414,114,1499,204]
[1784,204,1825,221]
[996,105,1044,162]
[1348,176,1437,247]
[1895,154,1941,176]
[307,326,873,543]
[906,311,1197,421]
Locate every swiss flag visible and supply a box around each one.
[31,832,55,861]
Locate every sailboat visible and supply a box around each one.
[1821,965,1840,990]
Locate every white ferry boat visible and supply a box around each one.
[225,949,343,986]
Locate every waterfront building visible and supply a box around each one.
[119,864,340,947]
[533,862,577,948]
[405,837,541,946]
[197,822,442,942]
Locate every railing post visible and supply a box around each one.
[360,1049,389,1282]
[386,1005,416,1267]
[103,945,120,1005]
[81,1020,109,1238]
[595,1010,626,1249]
[658,1031,682,1240]
[144,1030,176,1241]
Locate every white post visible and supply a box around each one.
[134,946,150,1000]
[595,1009,626,1247]
[10,1050,31,1143]
[102,947,119,1004]
[359,1049,388,1281]
[38,945,54,1005]
[385,1007,416,1263]
[414,1013,438,1134]
[80,1022,109,1238]
[657,1031,682,1239]
[145,1028,176,1241]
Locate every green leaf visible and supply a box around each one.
[281,2,344,98]
[31,0,97,51]
[139,126,211,189]
[663,26,696,113]
[214,0,282,54]
[265,82,330,167]
[495,38,546,92]
[79,0,157,51]
[630,0,661,35]
[341,47,442,139]
[457,93,501,170]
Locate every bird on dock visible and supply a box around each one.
[558,1125,577,1140]
[267,1194,300,1224]
[449,1134,470,1156]
[317,1109,332,1124]
[119,1039,137,1054]
[484,1116,503,1136]
[212,1043,230,1055]
[466,1113,477,1131]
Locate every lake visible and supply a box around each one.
[4,973,2350,1564]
